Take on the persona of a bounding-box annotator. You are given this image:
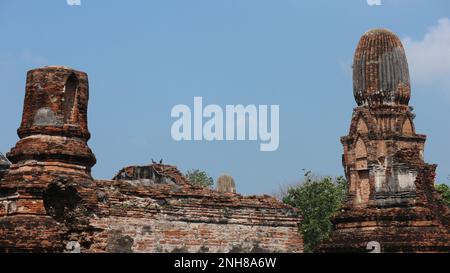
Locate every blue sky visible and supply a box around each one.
[1,0,449,194]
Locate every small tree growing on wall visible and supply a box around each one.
[185,169,214,188]
[282,171,347,253]
[436,183,450,207]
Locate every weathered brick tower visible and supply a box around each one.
[0,66,97,252]
[318,29,450,252]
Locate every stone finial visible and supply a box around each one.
[353,29,411,107]
[216,174,236,193]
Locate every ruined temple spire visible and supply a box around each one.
[318,29,450,253]
[353,29,411,106]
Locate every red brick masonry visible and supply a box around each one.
[0,66,303,253]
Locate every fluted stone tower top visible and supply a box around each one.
[353,29,411,107]
[216,174,236,193]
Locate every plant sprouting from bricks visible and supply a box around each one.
[185,169,214,188]
[436,183,450,207]
[282,171,347,252]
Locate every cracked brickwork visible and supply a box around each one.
[0,66,303,253]
[317,29,450,253]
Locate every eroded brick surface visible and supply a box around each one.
[0,66,303,253]
[87,173,302,253]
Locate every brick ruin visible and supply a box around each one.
[1,30,449,254]
[0,66,303,253]
[317,29,450,252]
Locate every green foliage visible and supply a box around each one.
[185,169,214,188]
[435,183,450,207]
[282,171,347,253]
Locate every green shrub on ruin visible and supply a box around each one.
[282,171,347,253]
[185,169,214,188]
[436,183,450,207]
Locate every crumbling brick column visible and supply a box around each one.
[0,66,97,252]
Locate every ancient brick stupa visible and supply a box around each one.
[0,66,303,253]
[318,29,450,252]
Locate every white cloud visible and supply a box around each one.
[367,0,382,6]
[403,18,450,89]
